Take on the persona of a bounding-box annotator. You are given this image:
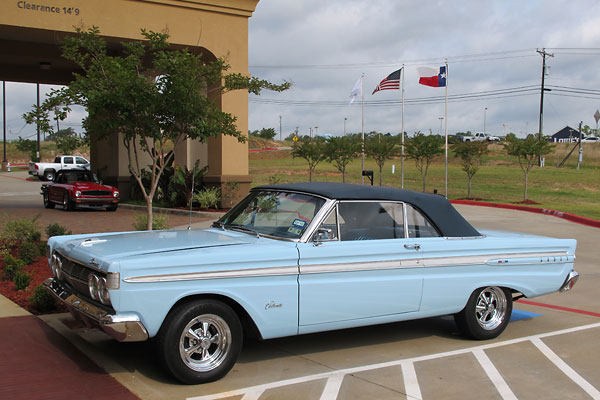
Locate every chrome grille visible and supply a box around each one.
[82,190,111,196]
[54,252,112,310]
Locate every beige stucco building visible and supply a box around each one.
[0,0,258,202]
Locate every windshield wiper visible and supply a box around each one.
[226,224,260,238]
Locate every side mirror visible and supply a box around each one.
[313,227,333,243]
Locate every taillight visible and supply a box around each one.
[35,164,39,170]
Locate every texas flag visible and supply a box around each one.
[418,66,447,87]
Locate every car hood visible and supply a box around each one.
[55,228,258,264]
[71,182,117,191]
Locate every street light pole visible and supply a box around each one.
[344,117,347,136]
[483,107,488,136]
[438,117,444,136]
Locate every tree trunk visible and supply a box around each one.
[309,168,313,182]
[342,169,345,183]
[524,171,528,201]
[379,165,383,186]
[146,196,153,230]
[467,176,472,199]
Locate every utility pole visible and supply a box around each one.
[537,48,553,164]
[577,121,583,170]
[36,83,41,161]
[279,115,282,141]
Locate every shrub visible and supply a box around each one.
[132,213,170,231]
[2,255,24,281]
[29,285,56,313]
[45,223,72,238]
[193,187,221,209]
[19,241,41,265]
[13,270,32,291]
[0,215,42,244]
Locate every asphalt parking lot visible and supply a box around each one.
[1,170,599,400]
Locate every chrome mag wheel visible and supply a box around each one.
[179,314,232,373]
[475,286,508,331]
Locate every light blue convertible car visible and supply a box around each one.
[44,182,579,384]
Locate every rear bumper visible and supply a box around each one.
[559,270,579,292]
[43,278,148,342]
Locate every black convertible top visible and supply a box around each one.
[255,182,481,237]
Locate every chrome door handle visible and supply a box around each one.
[404,244,421,251]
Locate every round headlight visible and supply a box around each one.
[54,256,63,280]
[98,278,111,305]
[51,254,58,277]
[88,274,100,300]
[113,191,119,198]
[75,190,82,197]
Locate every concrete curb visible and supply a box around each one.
[119,203,226,219]
[450,199,600,229]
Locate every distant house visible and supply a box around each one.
[550,126,580,143]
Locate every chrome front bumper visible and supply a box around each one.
[44,278,148,342]
[559,270,579,292]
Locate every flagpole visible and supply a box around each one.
[361,72,365,184]
[401,65,405,189]
[444,59,448,198]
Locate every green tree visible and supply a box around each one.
[46,127,76,142]
[56,134,83,154]
[292,137,326,181]
[451,141,489,199]
[25,27,289,230]
[324,136,360,183]
[504,134,553,201]
[15,137,38,161]
[253,128,276,140]
[364,135,397,186]
[405,132,444,192]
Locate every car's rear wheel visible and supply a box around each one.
[62,192,74,211]
[44,170,55,181]
[156,299,242,384]
[454,286,512,340]
[43,192,55,209]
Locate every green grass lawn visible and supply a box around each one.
[250,144,600,220]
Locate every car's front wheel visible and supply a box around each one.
[43,193,55,209]
[156,299,243,384]
[454,286,512,340]
[62,192,74,211]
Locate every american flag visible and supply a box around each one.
[372,68,402,94]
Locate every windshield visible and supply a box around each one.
[218,190,326,239]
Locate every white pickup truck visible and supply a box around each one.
[461,132,500,142]
[29,155,90,181]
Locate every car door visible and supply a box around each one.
[296,201,424,330]
[48,173,63,202]
[62,156,74,170]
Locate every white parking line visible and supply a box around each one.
[187,322,600,400]
[472,349,518,400]
[320,372,345,400]
[531,337,600,399]
[400,361,422,400]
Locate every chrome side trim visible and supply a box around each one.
[300,258,422,274]
[43,278,148,342]
[123,265,299,283]
[122,251,573,282]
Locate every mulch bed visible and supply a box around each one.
[0,253,65,314]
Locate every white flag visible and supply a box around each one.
[349,77,362,104]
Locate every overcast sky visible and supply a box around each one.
[3,0,600,141]
[248,0,600,138]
